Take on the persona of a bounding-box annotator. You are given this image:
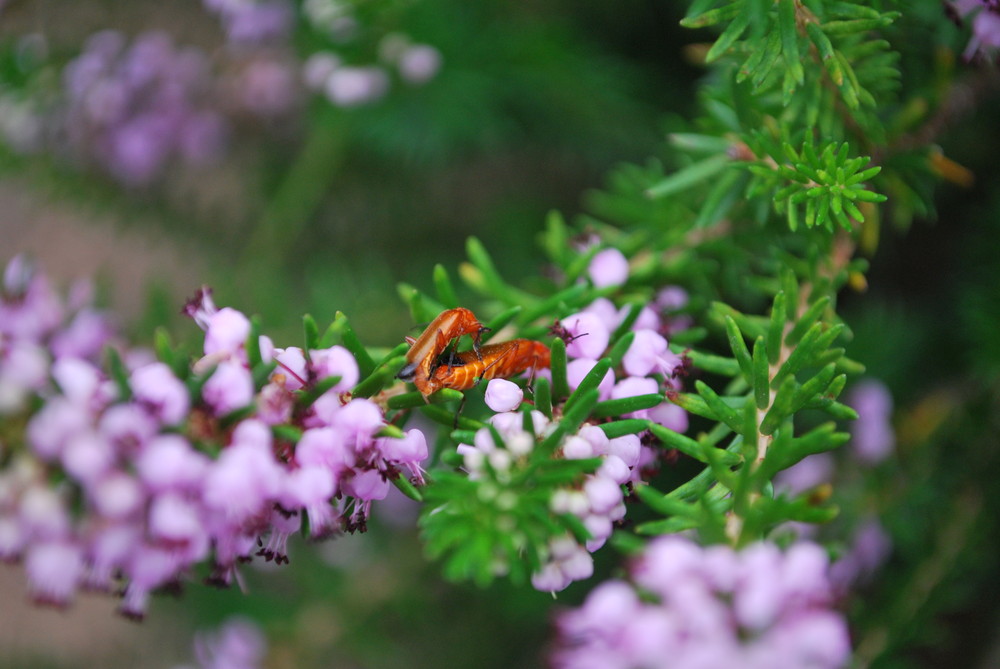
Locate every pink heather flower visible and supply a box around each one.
[583,297,623,330]
[830,517,893,590]
[587,248,629,288]
[280,466,337,539]
[847,379,894,465]
[61,430,114,484]
[974,7,1000,46]
[303,53,341,89]
[25,540,83,607]
[190,617,268,669]
[957,1,1000,58]
[258,335,275,364]
[597,455,630,485]
[648,400,688,433]
[655,286,689,311]
[532,537,594,593]
[629,304,661,332]
[295,427,352,473]
[561,311,610,359]
[488,410,549,445]
[231,58,298,117]
[310,345,359,392]
[256,381,294,425]
[622,329,682,378]
[566,358,615,401]
[98,402,159,454]
[26,397,91,460]
[136,434,209,493]
[120,543,184,620]
[583,475,622,514]
[582,513,614,551]
[577,424,610,454]
[259,507,300,563]
[610,376,659,419]
[775,453,835,496]
[343,468,390,502]
[0,341,48,406]
[378,428,429,483]
[331,398,384,448]
[0,256,64,340]
[562,435,595,459]
[90,471,145,520]
[107,117,171,185]
[203,435,284,525]
[130,362,190,426]
[182,286,217,330]
[83,522,141,590]
[51,357,105,407]
[203,360,255,415]
[19,485,72,539]
[204,307,251,360]
[216,1,292,45]
[607,434,641,468]
[178,111,227,163]
[0,517,27,561]
[324,66,389,107]
[484,378,523,412]
[398,44,442,84]
[50,309,114,360]
[273,347,307,390]
[307,389,346,426]
[148,493,210,557]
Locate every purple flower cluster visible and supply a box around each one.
[62,30,226,185]
[0,258,428,619]
[301,12,442,108]
[202,0,293,46]
[452,281,693,593]
[552,536,852,669]
[557,288,692,436]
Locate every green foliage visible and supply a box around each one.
[747,139,886,231]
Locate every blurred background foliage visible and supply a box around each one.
[1,0,1000,667]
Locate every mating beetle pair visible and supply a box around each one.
[397,307,550,399]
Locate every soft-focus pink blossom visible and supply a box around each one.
[587,248,629,288]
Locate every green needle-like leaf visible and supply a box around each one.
[433,264,459,309]
[533,376,553,419]
[695,380,743,434]
[767,291,787,365]
[725,315,753,380]
[392,474,423,502]
[606,331,636,368]
[752,336,770,410]
[563,359,612,416]
[786,296,831,347]
[646,154,731,199]
[352,354,406,398]
[388,388,464,410]
[550,337,569,402]
[591,393,663,419]
[599,419,651,438]
[302,314,320,352]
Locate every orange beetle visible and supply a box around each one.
[397,308,488,391]
[419,339,551,397]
